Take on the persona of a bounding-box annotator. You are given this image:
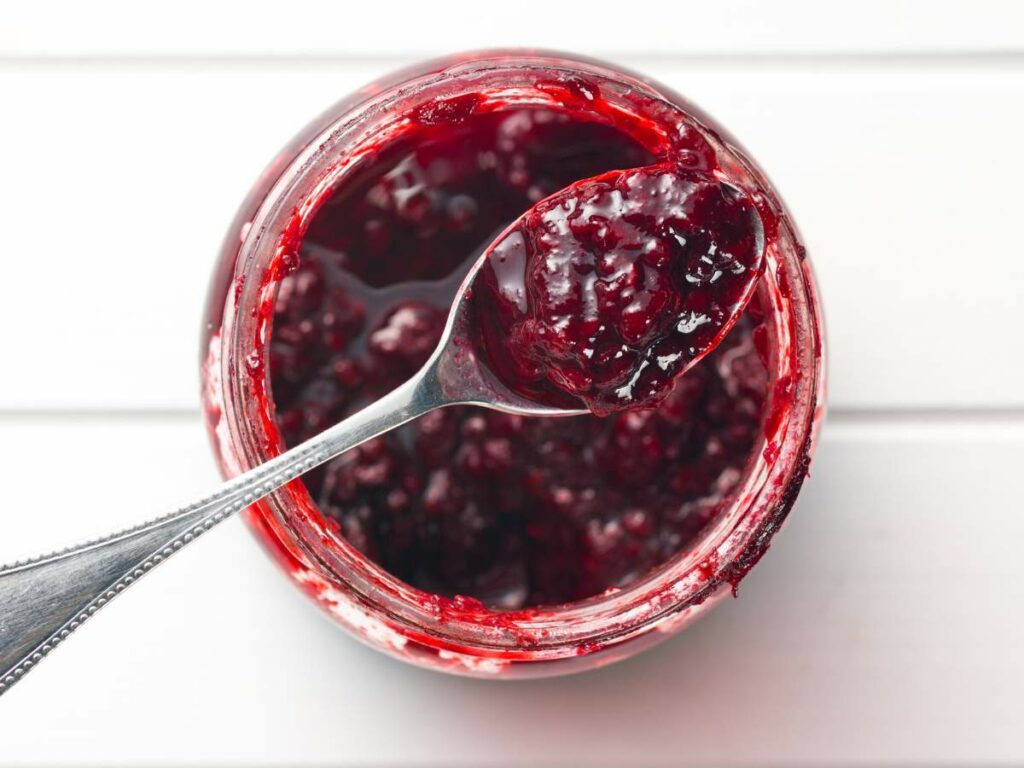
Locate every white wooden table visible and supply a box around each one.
[1,1,1023,763]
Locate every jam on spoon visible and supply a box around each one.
[473,163,766,415]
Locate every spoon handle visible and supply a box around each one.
[0,374,442,696]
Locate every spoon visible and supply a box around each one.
[0,165,764,695]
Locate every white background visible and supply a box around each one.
[1,0,1023,764]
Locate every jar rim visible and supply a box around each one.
[208,51,825,661]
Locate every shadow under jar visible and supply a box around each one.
[200,51,826,678]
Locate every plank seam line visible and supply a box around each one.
[0,407,1022,426]
[0,51,1023,70]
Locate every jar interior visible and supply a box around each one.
[248,71,782,614]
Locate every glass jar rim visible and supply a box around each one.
[210,51,825,659]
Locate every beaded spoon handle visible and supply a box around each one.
[0,254,585,697]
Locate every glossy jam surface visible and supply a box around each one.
[268,106,769,609]
[475,164,765,414]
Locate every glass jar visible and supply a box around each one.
[200,50,825,678]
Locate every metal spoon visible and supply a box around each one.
[0,164,767,695]
[0,248,587,696]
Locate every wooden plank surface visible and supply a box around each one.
[3,0,1023,57]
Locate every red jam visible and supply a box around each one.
[474,164,765,414]
[267,105,771,609]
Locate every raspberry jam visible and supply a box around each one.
[202,52,825,677]
[474,164,766,415]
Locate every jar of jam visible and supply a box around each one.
[201,50,825,677]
